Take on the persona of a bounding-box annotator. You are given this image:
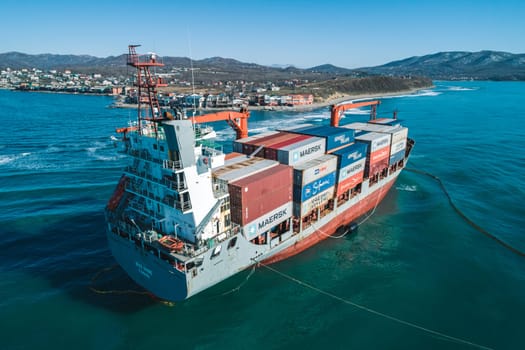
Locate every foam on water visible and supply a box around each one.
[0,152,31,166]
[447,86,478,91]
[396,184,418,192]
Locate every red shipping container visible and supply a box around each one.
[228,164,292,225]
[241,132,290,156]
[265,134,310,160]
[369,146,390,164]
[336,171,364,196]
[367,158,389,176]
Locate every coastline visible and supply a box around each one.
[262,86,432,112]
[109,86,432,112]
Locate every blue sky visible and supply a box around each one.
[2,0,524,68]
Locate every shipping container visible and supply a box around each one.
[338,158,366,183]
[289,125,354,152]
[243,202,293,240]
[223,152,249,166]
[276,136,326,166]
[235,132,293,156]
[213,157,279,183]
[390,139,406,155]
[342,122,384,131]
[367,118,401,126]
[336,170,364,196]
[355,132,391,153]
[245,132,293,156]
[233,130,280,153]
[293,154,338,186]
[389,127,408,144]
[293,187,335,217]
[370,146,391,164]
[343,123,407,144]
[331,142,368,169]
[365,158,389,177]
[293,172,336,202]
[265,134,311,160]
[228,164,292,226]
[224,152,245,161]
[389,149,405,165]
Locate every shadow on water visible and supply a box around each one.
[1,211,158,313]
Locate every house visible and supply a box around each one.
[287,94,314,106]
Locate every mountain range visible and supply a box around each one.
[0,50,524,81]
[360,51,525,80]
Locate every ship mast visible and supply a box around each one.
[127,45,166,133]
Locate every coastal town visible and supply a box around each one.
[0,66,317,109]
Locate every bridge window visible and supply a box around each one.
[227,237,237,249]
[211,245,222,259]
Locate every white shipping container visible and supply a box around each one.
[338,158,366,182]
[355,132,391,153]
[277,137,326,166]
[293,186,334,216]
[244,202,293,240]
[390,139,406,155]
[343,122,391,132]
[293,154,338,185]
[343,123,407,144]
[390,127,408,144]
[213,158,279,182]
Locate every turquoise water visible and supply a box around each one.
[1,82,524,349]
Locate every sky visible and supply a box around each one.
[2,0,524,69]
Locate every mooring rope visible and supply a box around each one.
[253,259,493,350]
[220,264,257,296]
[405,167,525,258]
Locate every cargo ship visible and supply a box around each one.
[105,46,414,301]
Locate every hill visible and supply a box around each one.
[0,52,347,81]
[1,50,523,81]
[360,51,525,80]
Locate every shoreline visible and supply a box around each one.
[109,86,432,112]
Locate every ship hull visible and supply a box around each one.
[106,232,189,301]
[106,170,400,302]
[262,177,395,264]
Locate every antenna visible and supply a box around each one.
[187,30,197,117]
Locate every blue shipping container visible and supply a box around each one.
[331,142,369,168]
[291,125,354,151]
[293,172,336,202]
[389,149,405,165]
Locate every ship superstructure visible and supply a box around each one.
[105,46,414,301]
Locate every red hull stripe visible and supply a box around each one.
[262,178,395,264]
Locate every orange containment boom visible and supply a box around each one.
[188,108,250,139]
[330,100,381,127]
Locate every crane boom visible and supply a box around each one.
[188,108,250,139]
[330,100,381,127]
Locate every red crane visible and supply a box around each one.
[330,100,381,127]
[188,108,250,140]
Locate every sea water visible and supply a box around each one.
[0,82,524,349]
